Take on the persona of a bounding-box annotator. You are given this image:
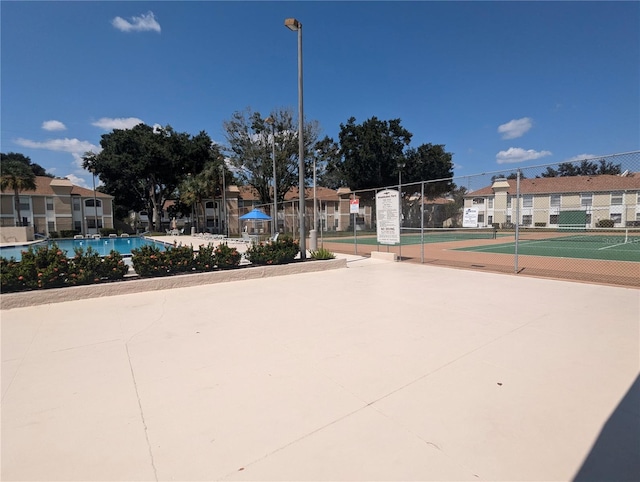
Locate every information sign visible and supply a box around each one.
[375,189,400,244]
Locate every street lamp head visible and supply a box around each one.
[264,116,275,125]
[284,18,301,31]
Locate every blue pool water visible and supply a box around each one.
[0,237,167,261]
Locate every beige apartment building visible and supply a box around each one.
[133,185,365,236]
[0,176,114,237]
[464,173,640,228]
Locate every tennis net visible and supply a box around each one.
[517,227,640,244]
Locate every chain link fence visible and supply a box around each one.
[319,151,640,287]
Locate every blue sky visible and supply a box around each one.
[2,1,638,189]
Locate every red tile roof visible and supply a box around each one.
[0,176,113,199]
[466,173,640,197]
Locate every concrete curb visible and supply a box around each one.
[0,258,347,310]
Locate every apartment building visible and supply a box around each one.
[0,176,114,236]
[463,173,640,228]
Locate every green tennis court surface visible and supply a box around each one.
[326,228,504,246]
[455,231,640,262]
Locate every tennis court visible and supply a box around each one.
[326,227,503,246]
[454,228,640,262]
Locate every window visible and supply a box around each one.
[87,219,103,229]
[73,197,81,211]
[85,199,102,208]
[335,202,339,212]
[488,197,494,209]
[507,196,512,208]
[586,214,592,225]
[506,215,512,224]
[611,193,623,205]
[522,215,532,226]
[549,214,559,225]
[74,221,82,231]
[523,195,533,208]
[472,197,485,205]
[46,198,54,211]
[478,213,485,224]
[47,221,55,232]
[205,201,215,209]
[610,213,622,224]
[550,194,561,208]
[581,193,593,207]
[19,196,30,211]
[488,215,493,224]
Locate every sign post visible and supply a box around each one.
[350,196,359,254]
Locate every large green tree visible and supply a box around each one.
[178,158,228,232]
[84,124,216,231]
[336,116,412,192]
[539,159,621,177]
[223,107,320,205]
[1,152,53,177]
[0,159,37,226]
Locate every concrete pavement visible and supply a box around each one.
[2,256,639,481]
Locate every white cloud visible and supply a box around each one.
[112,11,161,33]
[496,147,552,164]
[92,117,144,130]
[497,117,533,140]
[561,153,597,163]
[64,174,90,189]
[15,137,99,154]
[41,120,67,131]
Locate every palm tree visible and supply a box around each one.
[0,160,37,226]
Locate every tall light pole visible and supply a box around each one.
[285,17,306,259]
[220,164,228,237]
[265,116,277,237]
[91,168,99,235]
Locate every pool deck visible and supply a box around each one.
[2,253,639,481]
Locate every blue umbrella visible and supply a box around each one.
[239,209,272,221]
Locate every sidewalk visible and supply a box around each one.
[2,257,638,481]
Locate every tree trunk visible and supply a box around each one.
[14,188,22,226]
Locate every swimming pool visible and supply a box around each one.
[0,237,167,261]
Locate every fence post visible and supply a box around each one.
[515,169,521,274]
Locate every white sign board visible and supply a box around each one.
[463,208,479,227]
[349,199,360,214]
[375,189,400,245]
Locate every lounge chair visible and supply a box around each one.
[109,233,118,238]
[73,234,84,240]
[120,233,130,237]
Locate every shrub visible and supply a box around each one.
[60,230,79,238]
[245,235,299,265]
[100,227,118,237]
[213,243,241,269]
[131,244,169,277]
[101,250,129,280]
[193,244,217,271]
[18,243,70,289]
[68,246,103,285]
[534,222,547,227]
[596,219,615,228]
[310,247,336,260]
[164,244,195,273]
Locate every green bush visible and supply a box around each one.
[60,230,79,238]
[131,244,170,277]
[193,244,217,271]
[213,243,241,269]
[310,247,336,260]
[245,235,299,265]
[101,250,129,280]
[596,219,615,228]
[68,246,103,285]
[99,227,118,237]
[535,222,547,227]
[0,243,130,293]
[165,244,195,273]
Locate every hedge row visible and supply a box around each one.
[1,237,304,294]
[1,244,128,293]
